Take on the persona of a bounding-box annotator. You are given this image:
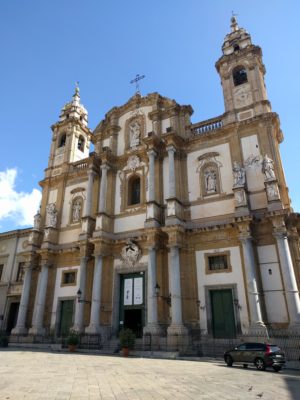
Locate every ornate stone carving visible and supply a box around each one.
[262,154,276,181]
[46,203,57,228]
[127,155,140,171]
[121,240,141,269]
[266,182,280,201]
[244,154,261,168]
[129,120,141,148]
[232,161,246,187]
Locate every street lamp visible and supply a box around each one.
[155,283,171,306]
[76,289,91,304]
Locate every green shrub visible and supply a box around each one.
[67,329,79,346]
[119,328,135,349]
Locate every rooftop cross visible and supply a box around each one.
[130,74,145,95]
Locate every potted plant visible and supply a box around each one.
[119,328,135,357]
[67,329,79,352]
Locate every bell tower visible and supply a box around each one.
[216,16,271,124]
[47,85,91,173]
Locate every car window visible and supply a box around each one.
[247,343,265,351]
[270,345,281,352]
[237,344,247,350]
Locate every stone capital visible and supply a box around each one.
[147,149,157,158]
[166,145,176,154]
[100,163,110,172]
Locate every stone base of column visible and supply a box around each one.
[28,326,46,336]
[167,324,188,336]
[85,324,101,335]
[167,324,189,352]
[143,323,163,336]
[72,324,85,334]
[11,326,28,335]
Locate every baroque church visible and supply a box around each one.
[1,17,300,345]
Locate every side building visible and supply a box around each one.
[1,17,300,346]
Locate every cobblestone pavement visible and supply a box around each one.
[0,349,299,400]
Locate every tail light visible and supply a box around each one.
[265,345,271,355]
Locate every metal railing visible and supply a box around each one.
[191,117,223,135]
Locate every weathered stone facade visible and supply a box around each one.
[1,18,300,343]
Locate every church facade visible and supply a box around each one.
[1,18,300,343]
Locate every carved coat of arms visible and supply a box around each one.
[121,240,141,268]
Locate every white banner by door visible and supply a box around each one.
[133,277,143,305]
[124,278,133,305]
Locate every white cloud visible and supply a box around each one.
[0,168,42,227]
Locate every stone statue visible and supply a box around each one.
[121,240,141,269]
[46,203,57,227]
[233,161,246,187]
[262,154,276,180]
[205,169,217,193]
[33,211,41,229]
[129,120,141,148]
[72,199,82,222]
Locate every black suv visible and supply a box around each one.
[224,342,286,372]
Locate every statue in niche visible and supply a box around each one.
[46,203,57,227]
[262,154,276,180]
[204,169,217,193]
[129,120,141,148]
[33,210,41,229]
[72,198,82,222]
[233,161,246,187]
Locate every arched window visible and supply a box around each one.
[59,134,66,148]
[233,66,248,86]
[71,197,83,223]
[77,135,85,152]
[128,175,141,205]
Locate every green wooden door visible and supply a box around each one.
[119,272,145,337]
[59,300,74,337]
[211,289,236,338]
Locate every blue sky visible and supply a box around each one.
[0,0,299,232]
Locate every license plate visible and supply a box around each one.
[275,355,282,358]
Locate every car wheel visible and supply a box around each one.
[254,358,266,371]
[243,364,248,369]
[225,355,233,367]
[273,365,282,372]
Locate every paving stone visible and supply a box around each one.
[0,350,300,399]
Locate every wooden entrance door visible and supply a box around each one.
[210,289,236,338]
[59,300,74,337]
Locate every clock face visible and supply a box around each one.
[234,85,253,108]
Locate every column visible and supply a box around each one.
[240,236,266,332]
[84,169,95,217]
[274,232,300,327]
[167,246,187,336]
[144,247,161,335]
[73,256,89,333]
[98,164,109,213]
[29,262,50,335]
[86,255,103,334]
[167,146,176,198]
[147,150,156,202]
[11,263,33,335]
